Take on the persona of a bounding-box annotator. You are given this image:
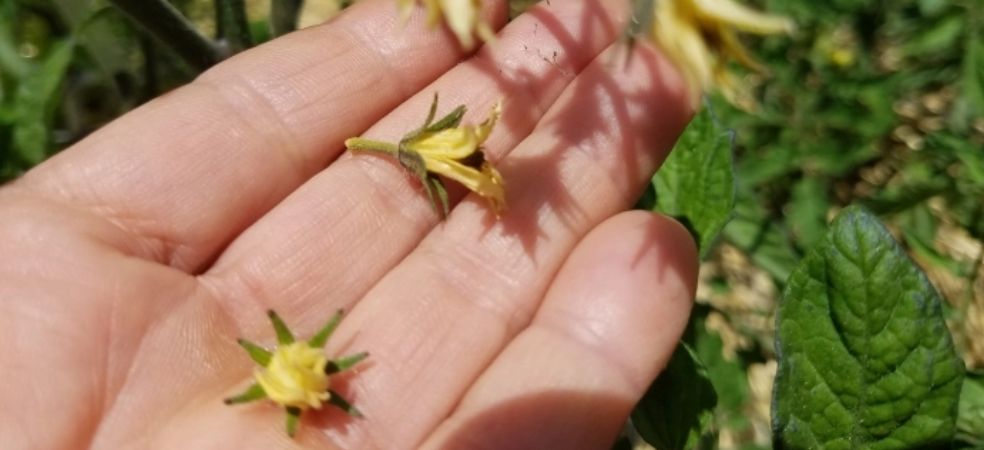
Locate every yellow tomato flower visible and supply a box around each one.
[403,101,505,213]
[225,310,367,437]
[345,95,506,217]
[254,342,331,409]
[650,0,795,109]
[398,0,494,49]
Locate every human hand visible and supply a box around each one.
[0,0,697,448]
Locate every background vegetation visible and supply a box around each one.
[0,0,981,448]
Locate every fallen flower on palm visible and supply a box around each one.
[225,310,367,437]
[346,94,506,217]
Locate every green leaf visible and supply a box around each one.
[956,29,984,128]
[788,178,830,249]
[11,40,74,164]
[903,14,964,57]
[773,206,965,449]
[724,191,802,282]
[651,108,736,259]
[632,342,717,450]
[958,374,984,447]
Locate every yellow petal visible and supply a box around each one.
[717,27,767,73]
[398,0,415,21]
[410,127,480,159]
[692,0,795,35]
[424,0,442,25]
[474,100,501,143]
[425,157,505,212]
[653,0,715,102]
[439,0,479,49]
[254,343,331,410]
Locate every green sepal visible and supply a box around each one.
[285,406,302,437]
[328,390,363,417]
[308,309,344,348]
[422,92,439,128]
[397,147,428,180]
[424,175,451,218]
[223,383,267,405]
[424,104,466,133]
[267,310,295,345]
[237,338,272,366]
[327,351,369,374]
[402,93,465,142]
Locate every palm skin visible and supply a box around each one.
[0,0,697,449]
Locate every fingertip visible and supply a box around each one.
[538,210,698,388]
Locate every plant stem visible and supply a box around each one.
[344,137,399,155]
[107,0,222,72]
[271,0,304,37]
[215,0,253,54]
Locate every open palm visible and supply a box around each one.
[0,0,697,448]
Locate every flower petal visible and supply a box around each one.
[425,157,505,212]
[692,0,794,35]
[410,127,480,159]
[653,0,715,101]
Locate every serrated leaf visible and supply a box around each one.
[651,108,736,259]
[958,376,984,446]
[958,374,984,447]
[632,342,717,450]
[773,206,965,450]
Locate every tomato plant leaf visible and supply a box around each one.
[632,342,717,450]
[773,206,965,449]
[957,374,984,447]
[651,107,736,259]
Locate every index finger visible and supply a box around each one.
[12,0,508,272]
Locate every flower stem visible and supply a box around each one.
[108,0,224,72]
[345,137,399,155]
[215,0,253,54]
[271,0,304,37]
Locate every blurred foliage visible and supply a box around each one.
[649,0,984,448]
[1,0,982,449]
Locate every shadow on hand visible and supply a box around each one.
[435,389,633,450]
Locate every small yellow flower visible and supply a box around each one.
[404,101,505,212]
[225,310,367,437]
[345,94,506,217]
[254,342,331,409]
[649,0,795,109]
[398,0,495,49]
